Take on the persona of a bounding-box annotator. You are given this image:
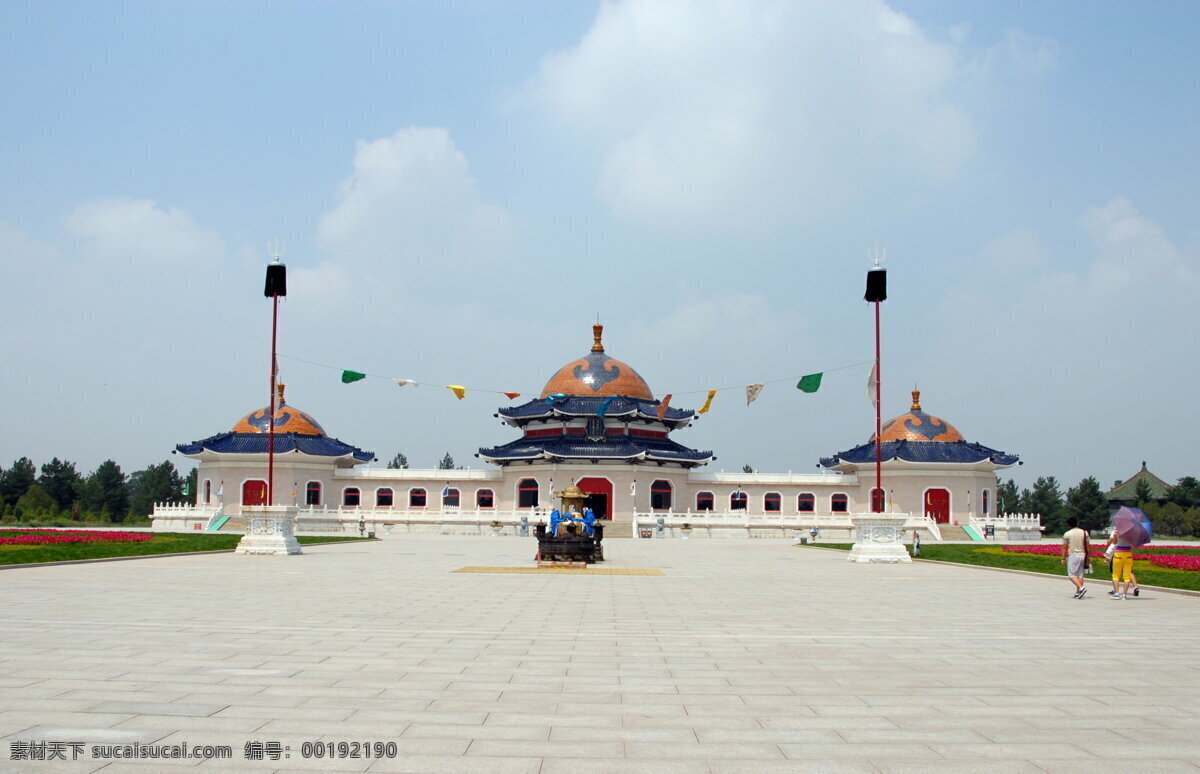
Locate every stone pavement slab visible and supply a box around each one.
[1,535,1199,773]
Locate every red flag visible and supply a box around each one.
[656,394,672,421]
[503,392,521,399]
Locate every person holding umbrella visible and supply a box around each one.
[1108,506,1153,600]
[1105,529,1140,598]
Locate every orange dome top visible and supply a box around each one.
[232,384,326,435]
[539,324,654,400]
[873,390,964,443]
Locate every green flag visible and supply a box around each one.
[797,373,823,393]
[341,370,366,384]
[182,481,190,496]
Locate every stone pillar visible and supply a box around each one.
[235,506,302,556]
[846,513,911,564]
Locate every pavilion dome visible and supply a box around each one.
[872,390,964,443]
[539,324,654,400]
[231,384,327,436]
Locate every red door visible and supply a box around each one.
[242,480,267,506]
[924,488,950,524]
[575,477,614,520]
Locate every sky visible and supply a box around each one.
[2,0,1198,493]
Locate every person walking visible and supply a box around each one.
[1105,529,1138,599]
[1061,517,1090,599]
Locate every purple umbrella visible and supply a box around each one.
[1112,506,1153,548]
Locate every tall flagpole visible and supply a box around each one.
[865,253,887,512]
[264,241,287,507]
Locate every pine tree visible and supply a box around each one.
[128,460,185,518]
[184,468,198,506]
[437,453,455,470]
[1066,476,1109,532]
[38,458,82,511]
[0,457,37,507]
[387,453,409,470]
[87,460,129,523]
[1134,478,1154,505]
[997,479,1019,514]
[1168,476,1200,509]
[742,464,754,473]
[1024,476,1065,534]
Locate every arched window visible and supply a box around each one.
[650,480,672,510]
[476,489,494,509]
[442,487,460,507]
[343,488,360,507]
[730,491,748,511]
[764,492,781,512]
[376,488,393,507]
[409,488,427,508]
[306,481,321,506]
[797,493,815,512]
[517,479,539,508]
[831,493,848,513]
[870,487,885,512]
[982,489,990,515]
[696,492,714,511]
[203,479,212,504]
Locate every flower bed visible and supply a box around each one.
[1000,544,1200,571]
[0,529,153,546]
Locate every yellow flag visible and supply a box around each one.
[448,385,467,400]
[697,389,717,414]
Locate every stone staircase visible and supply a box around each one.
[935,524,975,542]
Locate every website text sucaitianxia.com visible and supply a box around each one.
[7,740,400,762]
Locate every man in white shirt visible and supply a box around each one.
[1061,516,1090,599]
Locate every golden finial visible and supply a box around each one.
[911,389,921,411]
[592,323,605,353]
[277,383,286,405]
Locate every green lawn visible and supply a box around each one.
[809,543,1200,592]
[0,532,373,566]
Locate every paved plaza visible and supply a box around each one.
[2,535,1199,773]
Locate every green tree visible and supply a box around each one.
[1134,478,1154,505]
[742,464,754,473]
[1146,501,1186,537]
[16,484,56,518]
[997,479,1020,514]
[387,453,409,470]
[0,457,37,508]
[128,460,186,519]
[1022,476,1065,534]
[38,458,82,511]
[1167,476,1200,509]
[84,460,129,522]
[437,453,456,470]
[1066,476,1109,532]
[183,467,198,505]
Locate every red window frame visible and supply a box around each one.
[730,491,748,510]
[443,488,460,507]
[764,492,781,512]
[409,488,427,508]
[343,487,360,507]
[696,492,714,511]
[376,488,393,507]
[476,489,494,509]
[797,493,815,512]
[306,481,321,506]
[831,493,848,513]
[517,479,539,508]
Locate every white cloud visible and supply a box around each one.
[530,0,995,231]
[316,127,514,274]
[64,198,224,265]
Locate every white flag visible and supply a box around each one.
[746,384,764,406]
[629,480,636,497]
[216,482,224,498]
[394,378,419,388]
[867,363,879,410]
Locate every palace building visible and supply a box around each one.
[153,325,1038,540]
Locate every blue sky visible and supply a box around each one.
[2,0,1198,493]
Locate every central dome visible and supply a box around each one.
[539,324,654,400]
[873,390,964,443]
[231,385,326,435]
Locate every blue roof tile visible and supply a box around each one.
[819,440,1019,468]
[177,432,374,462]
